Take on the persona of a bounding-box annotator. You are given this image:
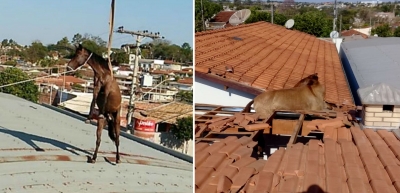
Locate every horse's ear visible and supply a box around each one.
[307,79,315,86]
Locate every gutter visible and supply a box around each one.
[40,103,193,163]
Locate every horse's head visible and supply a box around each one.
[67,44,92,70]
[294,73,319,87]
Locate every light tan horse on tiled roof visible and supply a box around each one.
[242,73,326,119]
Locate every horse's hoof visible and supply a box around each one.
[116,159,121,164]
[91,158,96,163]
[85,119,91,124]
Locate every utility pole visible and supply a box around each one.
[116,26,163,130]
[200,0,206,31]
[271,4,274,24]
[340,15,342,37]
[333,0,338,32]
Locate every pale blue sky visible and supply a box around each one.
[0,0,193,48]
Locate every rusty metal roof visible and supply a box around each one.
[0,93,193,192]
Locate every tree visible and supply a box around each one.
[176,90,193,103]
[245,9,287,26]
[23,41,48,63]
[293,11,332,37]
[1,39,8,47]
[71,33,83,45]
[195,0,223,32]
[394,27,400,37]
[181,42,193,63]
[371,24,392,37]
[170,116,193,154]
[111,51,129,64]
[0,67,39,102]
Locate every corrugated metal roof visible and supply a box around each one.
[341,37,400,90]
[0,93,193,192]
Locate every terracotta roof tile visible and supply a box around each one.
[177,78,193,85]
[341,29,369,39]
[196,21,353,105]
[210,11,236,23]
[195,125,400,192]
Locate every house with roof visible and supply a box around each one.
[205,10,236,30]
[340,37,400,128]
[341,29,369,40]
[195,21,354,108]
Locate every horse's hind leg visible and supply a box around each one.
[91,117,105,163]
[113,111,121,163]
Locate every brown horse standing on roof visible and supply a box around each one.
[242,73,327,119]
[67,44,122,164]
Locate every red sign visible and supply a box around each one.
[134,119,156,132]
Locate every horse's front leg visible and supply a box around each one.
[87,82,101,123]
[85,98,96,124]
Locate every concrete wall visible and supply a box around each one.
[363,105,400,127]
[195,77,255,107]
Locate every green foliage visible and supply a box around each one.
[0,67,39,102]
[195,0,223,32]
[71,83,84,91]
[371,24,392,37]
[3,60,17,66]
[176,90,193,103]
[171,116,193,142]
[394,27,400,37]
[1,39,7,47]
[151,40,193,62]
[24,41,48,63]
[39,58,57,67]
[111,52,129,64]
[293,11,332,37]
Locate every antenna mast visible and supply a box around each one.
[333,0,338,32]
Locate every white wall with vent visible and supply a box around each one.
[359,83,400,129]
[362,105,400,127]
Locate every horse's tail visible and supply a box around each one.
[107,112,117,142]
[242,100,254,113]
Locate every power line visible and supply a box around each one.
[115,26,163,130]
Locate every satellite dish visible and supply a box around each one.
[330,31,339,38]
[228,9,251,26]
[284,19,295,29]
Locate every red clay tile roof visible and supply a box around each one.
[210,11,236,23]
[58,76,86,84]
[195,21,354,106]
[151,69,173,75]
[195,126,400,193]
[178,78,193,85]
[341,29,369,39]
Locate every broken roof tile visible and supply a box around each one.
[195,125,400,193]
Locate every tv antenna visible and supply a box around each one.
[284,19,295,29]
[228,9,251,26]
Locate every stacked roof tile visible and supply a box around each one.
[195,21,354,106]
[195,125,400,193]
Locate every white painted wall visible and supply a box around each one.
[332,38,343,53]
[195,77,255,107]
